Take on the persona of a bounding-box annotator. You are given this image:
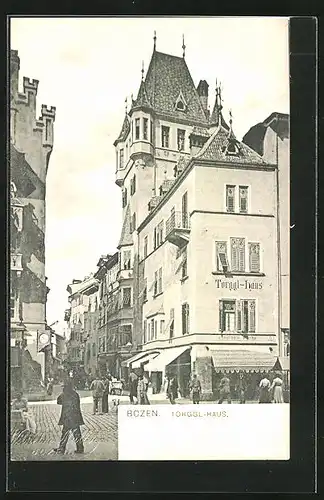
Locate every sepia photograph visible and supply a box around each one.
[9,16,290,462]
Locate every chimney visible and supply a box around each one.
[197,80,209,113]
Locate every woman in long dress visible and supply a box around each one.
[270,373,284,403]
[11,392,37,434]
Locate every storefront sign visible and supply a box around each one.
[213,334,276,343]
[215,278,263,291]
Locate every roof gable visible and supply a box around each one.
[144,51,208,124]
[114,114,130,146]
[195,125,269,165]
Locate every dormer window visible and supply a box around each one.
[174,91,187,112]
[222,138,242,157]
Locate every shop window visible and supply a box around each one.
[230,237,245,272]
[182,303,189,335]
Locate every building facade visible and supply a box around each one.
[113,40,285,398]
[243,112,290,357]
[10,49,56,392]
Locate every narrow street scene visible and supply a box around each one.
[9,17,290,462]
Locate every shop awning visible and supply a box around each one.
[274,356,290,371]
[211,349,277,373]
[132,351,160,369]
[121,350,159,368]
[145,346,191,372]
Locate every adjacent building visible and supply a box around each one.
[10,49,56,392]
[112,39,287,398]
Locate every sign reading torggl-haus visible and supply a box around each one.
[215,278,263,291]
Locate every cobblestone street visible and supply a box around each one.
[10,399,118,461]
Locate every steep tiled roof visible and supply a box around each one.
[144,51,208,124]
[118,205,133,248]
[195,125,269,165]
[114,114,130,146]
[190,126,211,138]
[131,80,152,111]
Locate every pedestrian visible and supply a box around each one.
[270,372,284,403]
[189,374,202,404]
[102,373,111,414]
[129,368,138,404]
[90,372,105,415]
[259,374,271,403]
[53,380,84,455]
[137,372,150,404]
[218,374,232,404]
[46,377,54,396]
[166,374,178,405]
[11,391,37,435]
[237,373,247,404]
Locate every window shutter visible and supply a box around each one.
[249,301,256,332]
[238,241,245,271]
[230,238,239,271]
[186,303,189,334]
[216,241,227,271]
[219,300,224,332]
[239,186,248,213]
[249,243,260,272]
[226,186,235,212]
[236,300,242,332]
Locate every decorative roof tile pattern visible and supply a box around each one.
[144,51,208,124]
[132,80,152,110]
[114,114,130,145]
[190,126,211,138]
[195,125,269,165]
[118,205,133,248]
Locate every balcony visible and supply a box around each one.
[11,253,23,274]
[165,211,190,247]
[117,268,133,281]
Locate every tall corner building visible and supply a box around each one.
[112,42,288,398]
[10,49,56,391]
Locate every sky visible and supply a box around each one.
[10,17,289,335]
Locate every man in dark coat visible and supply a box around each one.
[218,374,232,404]
[53,380,85,454]
[129,369,138,404]
[189,374,202,404]
[167,375,178,404]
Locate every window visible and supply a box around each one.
[123,250,131,270]
[135,118,140,140]
[182,303,189,335]
[177,129,185,151]
[143,278,147,302]
[131,212,136,232]
[154,270,158,296]
[92,343,96,356]
[219,300,235,332]
[170,308,175,338]
[130,175,136,195]
[154,221,164,249]
[249,243,260,272]
[153,268,163,296]
[176,100,184,110]
[122,188,127,208]
[158,268,163,294]
[161,125,170,148]
[45,119,51,141]
[122,287,131,308]
[216,241,229,273]
[151,319,155,340]
[119,149,124,169]
[226,185,235,212]
[10,283,16,319]
[143,320,147,344]
[181,248,188,279]
[230,237,245,272]
[160,320,165,336]
[143,118,148,140]
[144,235,148,258]
[182,192,188,227]
[150,121,153,143]
[237,300,256,333]
[239,186,248,213]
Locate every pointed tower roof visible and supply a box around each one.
[209,82,229,130]
[142,50,208,124]
[131,79,152,112]
[114,113,131,146]
[195,124,269,166]
[118,205,133,248]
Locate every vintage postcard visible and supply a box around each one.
[9,16,290,463]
